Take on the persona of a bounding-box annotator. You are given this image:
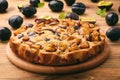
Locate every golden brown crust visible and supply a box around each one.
[9,18,105,66]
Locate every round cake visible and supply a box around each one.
[9,17,105,66]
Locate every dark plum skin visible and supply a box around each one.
[44,0,52,2]
[9,15,23,29]
[72,3,86,15]
[98,1,113,11]
[118,6,120,13]
[48,0,64,12]
[106,27,120,41]
[0,0,8,12]
[64,0,75,6]
[105,12,119,26]
[0,27,11,41]
[30,0,40,7]
[91,0,99,3]
[65,12,79,20]
[98,4,113,11]
[21,5,37,17]
[25,23,34,28]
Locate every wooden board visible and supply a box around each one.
[0,0,119,79]
[6,42,109,74]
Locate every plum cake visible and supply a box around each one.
[9,17,105,66]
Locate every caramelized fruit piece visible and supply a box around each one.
[80,17,96,24]
[25,23,34,28]
[69,43,79,51]
[18,34,24,39]
[79,41,89,49]
[27,31,36,37]
[43,29,55,34]
[45,43,57,52]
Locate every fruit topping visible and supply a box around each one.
[80,17,96,24]
[35,18,46,24]
[25,23,34,28]
[88,24,95,28]
[44,38,50,41]
[27,31,36,37]
[45,43,57,52]
[106,27,120,41]
[105,12,119,26]
[74,26,80,30]
[65,12,79,20]
[91,30,100,41]
[69,43,79,51]
[9,15,23,29]
[38,32,44,35]
[0,0,8,12]
[88,33,92,41]
[0,27,11,41]
[18,34,24,39]
[43,29,55,34]
[35,18,59,25]
[21,5,37,17]
[88,30,101,41]
[30,0,40,7]
[22,34,29,41]
[13,25,26,36]
[64,0,75,6]
[48,0,64,12]
[72,2,86,15]
[58,42,67,51]
[79,41,89,49]
[98,1,113,11]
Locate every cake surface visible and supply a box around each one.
[9,17,105,66]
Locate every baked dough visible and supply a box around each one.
[9,18,105,66]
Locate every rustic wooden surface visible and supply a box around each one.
[0,0,120,80]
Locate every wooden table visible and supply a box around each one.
[0,0,120,80]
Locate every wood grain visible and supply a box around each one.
[0,0,120,80]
